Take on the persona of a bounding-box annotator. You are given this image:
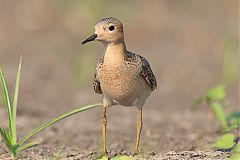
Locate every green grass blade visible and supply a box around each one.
[16,142,38,155]
[0,67,12,112]
[11,56,22,144]
[229,143,240,160]
[0,66,13,142]
[210,102,229,130]
[18,103,101,145]
[52,144,64,160]
[0,127,13,154]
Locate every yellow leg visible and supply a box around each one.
[102,107,107,155]
[135,108,143,154]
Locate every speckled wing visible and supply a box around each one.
[93,58,103,94]
[126,51,157,91]
[139,56,157,91]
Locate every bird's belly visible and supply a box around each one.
[99,66,150,106]
[101,73,138,98]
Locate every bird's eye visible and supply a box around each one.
[109,25,115,31]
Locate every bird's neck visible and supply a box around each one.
[103,42,127,65]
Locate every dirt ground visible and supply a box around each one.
[0,0,238,160]
[0,105,233,159]
[0,146,231,159]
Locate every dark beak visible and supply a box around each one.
[82,34,97,44]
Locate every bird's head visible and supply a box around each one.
[82,17,124,45]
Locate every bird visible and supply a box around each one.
[82,17,157,156]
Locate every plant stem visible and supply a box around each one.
[12,56,22,144]
[210,102,229,130]
[0,66,13,142]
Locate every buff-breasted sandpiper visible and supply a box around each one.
[82,17,157,156]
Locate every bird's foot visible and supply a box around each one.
[134,149,141,155]
[100,151,109,158]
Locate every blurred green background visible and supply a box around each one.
[0,0,239,153]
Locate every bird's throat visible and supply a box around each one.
[104,42,127,66]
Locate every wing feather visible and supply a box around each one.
[140,56,157,90]
[93,58,103,94]
[126,51,157,91]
